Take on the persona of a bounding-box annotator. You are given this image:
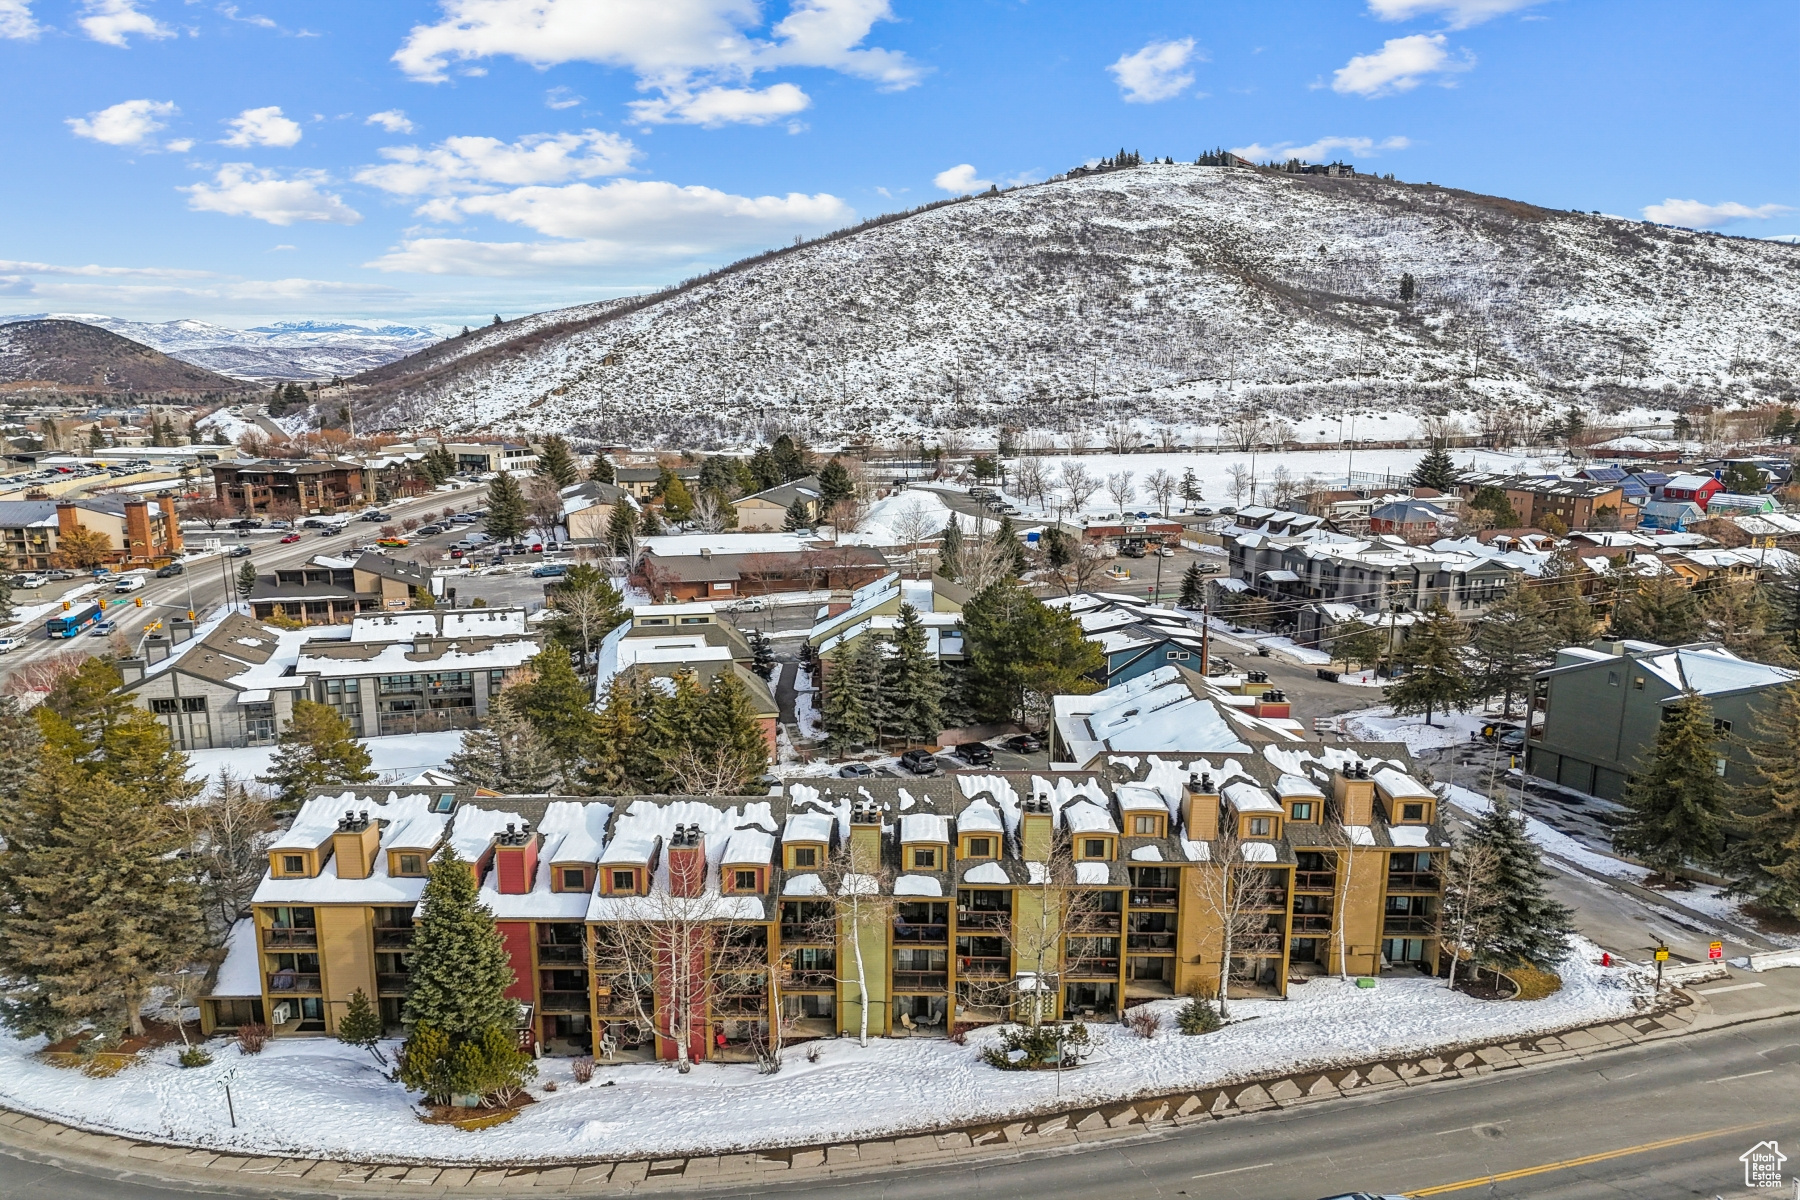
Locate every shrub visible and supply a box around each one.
[542,1079,557,1093]
[980,1022,1085,1070]
[399,1025,452,1103]
[179,1046,213,1068]
[1176,997,1221,1036]
[236,1024,269,1055]
[570,1056,595,1084]
[1125,1005,1161,1039]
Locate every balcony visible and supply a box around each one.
[1063,959,1121,979]
[955,909,1011,930]
[540,992,589,1013]
[594,990,649,1017]
[1242,890,1288,911]
[1067,913,1122,934]
[712,994,769,1017]
[891,971,948,991]
[373,928,413,950]
[1387,871,1441,893]
[892,922,948,944]
[1293,871,1337,893]
[779,969,836,989]
[267,972,320,993]
[375,972,409,994]
[262,928,317,949]
[1125,932,1177,952]
[1290,914,1333,935]
[778,925,833,946]
[956,956,1011,978]
[1382,915,1440,936]
[1127,888,1178,909]
[536,943,585,965]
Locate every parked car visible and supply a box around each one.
[953,741,995,766]
[727,596,769,612]
[1481,720,1521,741]
[1001,733,1042,753]
[268,519,292,530]
[229,518,260,530]
[0,636,22,654]
[414,524,443,536]
[376,537,408,548]
[531,563,568,578]
[229,544,254,558]
[360,511,388,522]
[43,569,76,580]
[451,512,479,524]
[15,574,47,589]
[1193,561,1223,575]
[898,749,940,775]
[1156,546,1175,557]
[838,763,876,779]
[280,533,302,544]
[1120,543,1147,558]
[449,548,465,559]
[1498,728,1528,754]
[155,562,185,578]
[90,620,117,636]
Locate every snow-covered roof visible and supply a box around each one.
[1343,825,1376,846]
[1241,842,1278,862]
[541,800,613,864]
[588,798,775,922]
[1372,768,1434,800]
[1074,862,1109,884]
[894,874,943,897]
[899,813,949,843]
[1062,800,1119,835]
[1129,845,1164,861]
[642,532,817,557]
[476,800,615,921]
[783,873,826,896]
[783,811,835,844]
[964,861,1009,885]
[956,797,1005,833]
[1223,780,1282,814]
[1389,826,1435,847]
[1274,772,1325,799]
[254,790,447,905]
[722,825,776,865]
[1114,783,1168,813]
[209,918,262,998]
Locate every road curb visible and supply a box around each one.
[0,992,1770,1195]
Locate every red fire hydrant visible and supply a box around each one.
[1601,952,1613,967]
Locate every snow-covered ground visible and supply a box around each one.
[3,582,102,629]
[792,666,824,741]
[1341,705,1490,753]
[185,731,464,786]
[0,938,1647,1165]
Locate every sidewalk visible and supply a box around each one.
[1,987,1766,1196]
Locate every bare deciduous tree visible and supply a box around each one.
[1105,471,1136,515]
[1143,469,1177,515]
[1226,411,1266,452]
[1227,463,1252,505]
[799,815,899,1048]
[1193,821,1286,1017]
[1013,455,1049,511]
[1442,834,1500,992]
[889,500,938,580]
[665,745,767,796]
[1104,422,1136,454]
[1059,462,1100,515]
[690,491,725,533]
[177,770,276,933]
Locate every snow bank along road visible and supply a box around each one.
[0,1012,1795,1199]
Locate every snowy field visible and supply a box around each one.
[1341,706,1492,754]
[185,731,464,786]
[0,939,1647,1165]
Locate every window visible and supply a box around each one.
[1607,671,1619,687]
[1132,815,1158,835]
[150,697,177,714]
[1166,649,1190,660]
[792,846,818,868]
[1082,838,1107,859]
[733,869,758,891]
[1247,818,1271,837]
[611,869,637,893]
[1633,676,1645,690]
[181,696,207,713]
[965,837,992,858]
[1715,756,1728,778]
[911,848,937,869]
[1290,802,1314,822]
[561,868,586,891]
[397,854,423,876]
[281,854,305,874]
[343,679,359,694]
[432,793,455,814]
[1714,718,1733,734]
[1401,803,1425,822]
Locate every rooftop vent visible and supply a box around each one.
[337,809,370,832]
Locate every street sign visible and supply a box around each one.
[1708,941,1724,961]
[1654,947,1670,962]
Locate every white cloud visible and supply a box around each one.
[544,86,583,110]
[932,163,992,194]
[628,82,810,127]
[1107,37,1202,103]
[392,0,921,128]
[216,3,275,28]
[1366,0,1541,29]
[181,164,363,226]
[355,130,639,196]
[365,109,416,133]
[0,257,215,279]
[79,0,174,47]
[1,1,42,39]
[1332,33,1473,96]
[1230,135,1411,163]
[369,177,853,275]
[165,138,194,152]
[66,98,179,148]
[221,106,304,148]
[1641,199,1795,228]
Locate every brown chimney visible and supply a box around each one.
[667,823,706,898]
[331,810,380,880]
[55,502,80,540]
[493,821,539,895]
[1183,773,1220,841]
[1332,761,1375,826]
[1019,795,1054,861]
[1253,689,1291,720]
[157,492,183,553]
[123,499,153,564]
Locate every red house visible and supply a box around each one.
[1659,474,1723,511]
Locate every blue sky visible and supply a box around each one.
[1,0,1794,328]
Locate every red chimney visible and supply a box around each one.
[667,823,706,898]
[1254,690,1291,720]
[492,822,539,895]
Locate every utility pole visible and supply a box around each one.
[1199,601,1211,675]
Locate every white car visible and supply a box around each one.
[113,575,146,593]
[0,636,22,654]
[726,596,770,613]
[15,574,47,589]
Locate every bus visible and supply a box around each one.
[46,605,101,638]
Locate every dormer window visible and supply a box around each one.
[964,836,994,858]
[397,853,424,876]
[610,869,637,894]
[561,867,588,891]
[1401,803,1425,822]
[1081,838,1108,859]
[909,848,938,870]
[1131,815,1159,836]
[733,869,758,891]
[1290,802,1315,822]
[282,854,305,874]
[789,846,818,869]
[1247,818,1272,838]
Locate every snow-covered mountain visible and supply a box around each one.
[348,162,1800,447]
[0,313,446,381]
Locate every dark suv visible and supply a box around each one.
[898,749,940,775]
[953,741,995,766]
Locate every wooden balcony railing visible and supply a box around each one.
[535,943,585,964]
[712,995,769,1016]
[1067,913,1122,933]
[1292,871,1337,893]
[1063,959,1121,979]
[892,971,948,991]
[956,957,1011,977]
[262,928,316,949]
[1386,872,1442,893]
[955,909,1011,930]
[778,925,833,945]
[540,992,589,1012]
[892,922,949,944]
[267,972,320,993]
[373,928,413,950]
[375,972,409,994]
[1127,888,1178,909]
[1125,932,1177,951]
[1382,915,1439,936]
[1242,890,1288,910]
[779,969,836,989]
[1291,914,1333,935]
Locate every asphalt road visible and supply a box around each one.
[3,1015,1795,1198]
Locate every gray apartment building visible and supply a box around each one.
[1526,639,1800,801]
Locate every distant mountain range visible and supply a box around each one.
[0,313,449,382]
[0,319,243,395]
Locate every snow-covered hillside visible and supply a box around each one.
[353,163,1800,446]
[0,313,445,381]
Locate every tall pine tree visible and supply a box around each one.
[820,640,874,747]
[1410,442,1456,491]
[534,435,579,489]
[886,603,945,745]
[1385,604,1472,725]
[1178,562,1207,609]
[483,471,529,542]
[1613,690,1728,878]
[1729,684,1800,916]
[1464,796,1574,969]
[260,700,375,811]
[447,691,562,793]
[511,650,595,781]
[937,520,963,581]
[403,846,518,1036]
[1611,573,1702,645]
[1471,580,1557,717]
[605,500,637,556]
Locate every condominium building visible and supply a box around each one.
[204,747,1446,1062]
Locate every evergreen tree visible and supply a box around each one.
[1720,461,1764,495]
[337,987,388,1065]
[511,650,595,777]
[1399,273,1416,303]
[235,561,258,598]
[1471,580,1557,716]
[886,603,945,745]
[1614,690,1729,878]
[1699,579,1790,665]
[259,700,375,811]
[605,501,637,556]
[817,458,854,508]
[1463,797,1574,969]
[783,496,811,531]
[693,669,770,782]
[960,583,1104,724]
[483,471,528,542]
[588,454,616,484]
[1178,563,1207,609]
[586,674,649,793]
[1385,604,1472,725]
[1771,406,1796,444]
[447,691,562,793]
[993,515,1029,577]
[937,520,962,580]
[634,670,706,789]
[1330,621,1389,671]
[403,846,518,1037]
[1610,573,1702,645]
[1468,485,1520,529]
[492,314,503,326]
[1179,468,1203,505]
[637,507,665,537]
[1729,684,1800,917]
[820,640,874,747]
[660,472,695,521]
[0,569,12,622]
[534,435,578,489]
[1410,441,1457,491]
[853,633,894,746]
[1561,406,1586,445]
[747,446,781,492]
[771,433,810,482]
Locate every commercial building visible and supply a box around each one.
[247,552,433,625]
[210,459,372,515]
[634,533,888,603]
[0,494,183,569]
